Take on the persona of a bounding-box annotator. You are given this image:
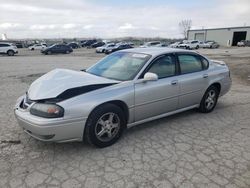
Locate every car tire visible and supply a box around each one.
[65,50,69,54]
[84,103,126,148]
[196,45,199,49]
[47,51,52,55]
[31,48,34,51]
[199,85,219,113]
[7,50,14,56]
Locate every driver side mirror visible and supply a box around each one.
[143,72,158,82]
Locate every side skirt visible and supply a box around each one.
[127,104,199,128]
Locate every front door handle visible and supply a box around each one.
[171,80,178,85]
[203,74,208,78]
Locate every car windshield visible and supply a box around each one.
[87,52,151,81]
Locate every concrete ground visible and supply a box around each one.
[0,47,250,188]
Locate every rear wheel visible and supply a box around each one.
[47,51,52,55]
[84,104,126,148]
[65,50,69,54]
[199,85,219,113]
[7,50,14,56]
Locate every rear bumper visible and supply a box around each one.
[14,98,86,143]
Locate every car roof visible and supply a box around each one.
[0,42,12,45]
[121,47,195,56]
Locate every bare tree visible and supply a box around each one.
[179,19,192,39]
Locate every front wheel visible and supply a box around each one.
[199,85,219,113]
[7,50,14,56]
[84,104,126,148]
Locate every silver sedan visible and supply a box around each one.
[14,48,231,147]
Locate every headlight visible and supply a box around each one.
[30,103,64,118]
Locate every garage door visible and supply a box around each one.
[195,33,205,41]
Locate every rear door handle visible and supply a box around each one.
[171,80,178,85]
[203,74,208,78]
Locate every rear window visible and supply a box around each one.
[178,55,203,74]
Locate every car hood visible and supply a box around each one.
[28,68,119,100]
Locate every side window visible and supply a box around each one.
[200,56,209,69]
[1,44,9,47]
[147,55,176,79]
[178,54,203,74]
[0,44,3,47]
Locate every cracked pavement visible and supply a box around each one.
[0,48,250,188]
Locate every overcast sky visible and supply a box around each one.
[0,0,249,39]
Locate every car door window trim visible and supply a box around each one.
[138,53,178,79]
[176,52,207,75]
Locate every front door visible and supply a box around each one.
[134,54,179,122]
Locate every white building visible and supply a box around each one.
[187,26,250,46]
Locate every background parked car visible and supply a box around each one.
[91,41,105,48]
[105,44,133,54]
[155,43,168,47]
[96,43,115,53]
[198,41,207,48]
[15,43,23,48]
[203,41,220,48]
[169,42,182,48]
[178,40,200,49]
[0,42,18,56]
[140,41,161,48]
[67,42,80,49]
[41,44,73,55]
[237,40,250,47]
[81,39,97,47]
[29,44,46,50]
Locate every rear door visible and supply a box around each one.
[134,54,179,121]
[176,53,210,109]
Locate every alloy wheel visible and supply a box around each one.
[205,90,216,110]
[95,112,120,142]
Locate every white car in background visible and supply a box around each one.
[29,44,46,50]
[198,41,207,48]
[203,41,220,49]
[96,43,115,53]
[140,41,161,48]
[0,42,18,56]
[179,40,200,50]
[169,42,182,48]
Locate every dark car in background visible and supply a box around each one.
[81,39,97,47]
[41,44,73,55]
[15,43,24,48]
[105,44,133,54]
[67,42,80,49]
[91,41,105,48]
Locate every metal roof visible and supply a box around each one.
[188,26,250,32]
